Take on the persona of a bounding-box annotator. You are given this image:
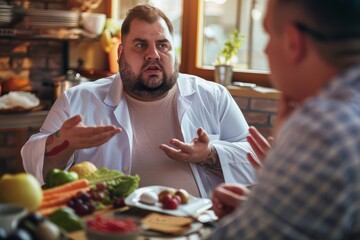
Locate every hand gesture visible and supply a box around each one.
[44,115,122,176]
[246,96,299,170]
[211,183,249,219]
[159,128,211,163]
[211,96,302,220]
[246,126,273,170]
[59,115,122,150]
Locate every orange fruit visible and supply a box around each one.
[69,161,98,178]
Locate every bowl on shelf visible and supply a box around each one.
[84,215,141,240]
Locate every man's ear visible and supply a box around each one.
[283,23,306,64]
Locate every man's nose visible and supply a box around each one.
[145,45,160,61]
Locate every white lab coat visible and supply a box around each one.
[21,73,256,198]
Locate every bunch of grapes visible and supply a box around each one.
[67,182,111,216]
[112,196,126,209]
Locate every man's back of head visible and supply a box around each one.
[274,0,360,68]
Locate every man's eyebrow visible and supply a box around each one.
[131,38,170,45]
[132,38,147,43]
[156,39,170,43]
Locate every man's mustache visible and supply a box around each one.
[141,60,164,72]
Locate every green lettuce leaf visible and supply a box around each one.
[85,168,140,197]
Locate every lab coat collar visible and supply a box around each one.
[177,73,197,97]
[104,73,123,107]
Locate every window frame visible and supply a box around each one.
[181,0,271,87]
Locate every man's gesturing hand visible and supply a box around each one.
[211,183,249,219]
[59,115,122,150]
[159,128,211,163]
[43,115,122,176]
[246,126,273,170]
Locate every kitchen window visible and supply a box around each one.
[110,0,271,87]
[202,0,268,71]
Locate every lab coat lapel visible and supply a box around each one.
[177,75,196,143]
[103,73,133,154]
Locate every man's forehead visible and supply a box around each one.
[128,18,171,39]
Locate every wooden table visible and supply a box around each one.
[69,227,212,240]
[67,206,215,240]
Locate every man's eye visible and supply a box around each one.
[158,43,170,50]
[136,43,147,48]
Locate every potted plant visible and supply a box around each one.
[214,29,245,86]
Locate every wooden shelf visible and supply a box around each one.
[0,28,100,42]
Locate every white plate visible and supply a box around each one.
[125,185,213,217]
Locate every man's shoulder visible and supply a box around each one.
[281,94,360,151]
[177,73,227,92]
[64,74,116,104]
[178,73,215,83]
[67,74,115,94]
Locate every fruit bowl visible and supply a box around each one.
[85,215,141,240]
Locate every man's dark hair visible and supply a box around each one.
[276,0,360,39]
[121,4,174,43]
[275,0,360,67]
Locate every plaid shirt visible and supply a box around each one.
[209,64,360,240]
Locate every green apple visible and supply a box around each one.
[0,173,43,212]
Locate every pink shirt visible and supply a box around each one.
[125,84,200,197]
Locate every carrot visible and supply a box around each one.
[38,205,66,217]
[43,187,90,201]
[39,195,72,209]
[40,186,90,209]
[43,179,89,197]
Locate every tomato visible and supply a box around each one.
[161,195,179,210]
[172,195,181,205]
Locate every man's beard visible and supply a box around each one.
[119,54,179,101]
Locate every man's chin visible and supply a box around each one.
[143,76,163,89]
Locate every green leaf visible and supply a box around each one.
[85,168,140,198]
[216,29,245,65]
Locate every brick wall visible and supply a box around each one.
[237,96,278,138]
[0,127,39,174]
[0,0,70,101]
[232,91,279,139]
[0,39,66,101]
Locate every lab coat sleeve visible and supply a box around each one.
[189,84,257,198]
[210,88,257,185]
[21,93,72,185]
[212,140,257,185]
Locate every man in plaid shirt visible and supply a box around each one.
[209,0,360,239]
